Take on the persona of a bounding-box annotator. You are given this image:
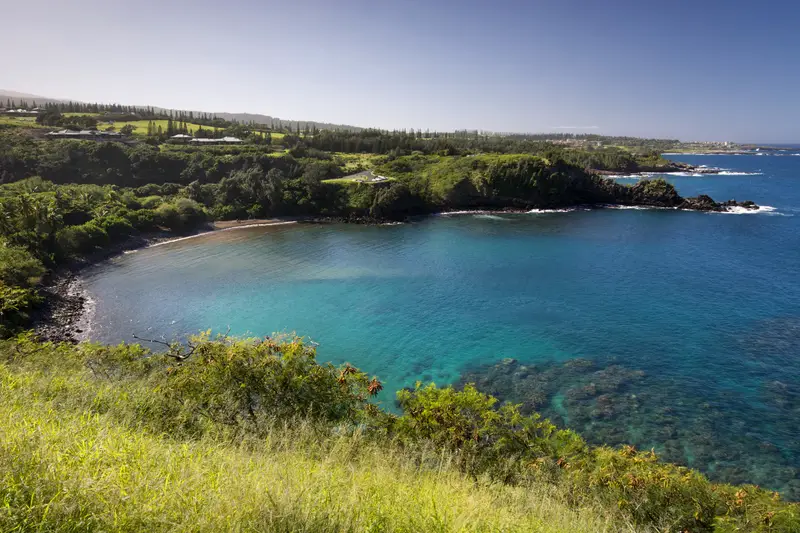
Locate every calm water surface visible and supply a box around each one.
[83,154,800,495]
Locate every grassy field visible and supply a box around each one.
[0,115,46,128]
[62,112,101,117]
[333,152,385,173]
[97,119,213,135]
[96,120,287,139]
[0,339,622,533]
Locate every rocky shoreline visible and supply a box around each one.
[30,217,390,343]
[31,230,209,344]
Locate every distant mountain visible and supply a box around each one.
[0,90,66,106]
[0,90,364,131]
[0,90,52,99]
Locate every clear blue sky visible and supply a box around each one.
[2,0,798,142]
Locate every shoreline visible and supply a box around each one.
[32,194,762,343]
[32,215,393,343]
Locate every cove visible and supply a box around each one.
[81,154,800,496]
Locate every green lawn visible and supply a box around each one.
[62,112,101,117]
[0,115,46,128]
[333,152,384,172]
[97,120,287,139]
[97,119,213,135]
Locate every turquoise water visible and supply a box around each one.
[83,154,800,495]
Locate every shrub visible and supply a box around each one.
[79,332,382,437]
[394,383,800,532]
[0,244,45,287]
[0,282,40,336]
[155,199,206,231]
[55,221,108,256]
[395,383,586,483]
[138,195,164,209]
[94,215,135,240]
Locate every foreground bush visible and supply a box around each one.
[394,383,799,532]
[0,334,797,532]
[0,335,616,533]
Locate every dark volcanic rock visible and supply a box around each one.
[679,194,719,211]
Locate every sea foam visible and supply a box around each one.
[718,205,780,215]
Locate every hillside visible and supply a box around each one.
[1,334,797,532]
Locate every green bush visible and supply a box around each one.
[395,383,586,483]
[393,383,800,532]
[0,244,45,287]
[155,199,206,231]
[0,283,40,336]
[94,215,135,240]
[55,221,108,256]
[138,195,164,209]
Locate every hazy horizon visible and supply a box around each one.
[2,0,798,143]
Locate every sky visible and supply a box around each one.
[1,0,799,142]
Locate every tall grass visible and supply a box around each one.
[2,335,796,532]
[0,342,624,533]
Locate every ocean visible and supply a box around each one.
[82,153,800,496]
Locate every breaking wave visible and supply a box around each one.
[527,207,590,214]
[718,205,783,215]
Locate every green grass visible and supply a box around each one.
[332,152,384,173]
[0,333,797,532]
[96,120,285,139]
[97,119,212,135]
[0,115,46,128]
[62,112,101,117]
[0,341,620,533]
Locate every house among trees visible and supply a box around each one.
[2,108,40,117]
[46,129,125,141]
[168,134,243,145]
[169,134,193,144]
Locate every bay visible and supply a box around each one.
[82,153,800,495]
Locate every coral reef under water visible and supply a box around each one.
[457,353,800,499]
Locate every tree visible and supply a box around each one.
[120,124,136,136]
[36,110,62,126]
[0,244,46,287]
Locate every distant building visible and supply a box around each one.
[2,108,39,117]
[189,136,243,145]
[169,134,193,144]
[46,129,124,141]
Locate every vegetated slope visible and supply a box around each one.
[0,335,618,533]
[371,154,745,214]
[0,334,796,532]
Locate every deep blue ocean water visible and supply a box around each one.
[82,153,800,495]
